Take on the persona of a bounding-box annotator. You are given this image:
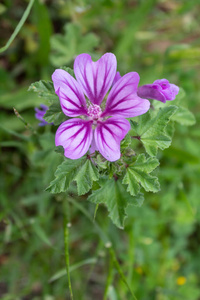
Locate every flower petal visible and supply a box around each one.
[55,118,93,159]
[102,72,150,118]
[94,117,130,162]
[74,53,117,105]
[137,84,166,102]
[138,79,179,102]
[35,104,50,126]
[112,71,121,86]
[162,83,179,101]
[52,69,88,117]
[89,135,98,154]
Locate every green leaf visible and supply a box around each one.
[34,0,52,66]
[60,66,75,77]
[49,258,97,282]
[28,80,58,104]
[75,159,99,195]
[50,23,99,67]
[88,177,141,229]
[46,158,85,193]
[153,88,195,126]
[0,87,41,110]
[128,193,144,207]
[88,177,129,228]
[172,106,196,126]
[131,105,177,156]
[122,154,160,196]
[31,221,52,247]
[46,157,99,195]
[43,102,67,125]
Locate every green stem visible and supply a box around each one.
[13,108,36,134]
[128,228,134,283]
[63,200,73,300]
[103,245,114,300]
[68,197,138,300]
[0,0,35,53]
[93,203,99,221]
[68,197,109,244]
[109,248,138,300]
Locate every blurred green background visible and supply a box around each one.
[0,0,200,299]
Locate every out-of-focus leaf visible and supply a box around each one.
[34,0,52,65]
[0,125,30,141]
[50,23,99,66]
[0,87,41,110]
[31,220,52,246]
[49,257,97,282]
[172,107,196,126]
[153,89,195,126]
[0,4,6,15]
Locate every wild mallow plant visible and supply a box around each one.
[29,52,186,229]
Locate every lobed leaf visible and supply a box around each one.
[152,88,195,126]
[172,106,196,126]
[46,157,99,195]
[43,102,67,125]
[75,159,99,195]
[50,23,99,67]
[88,177,144,229]
[28,80,58,104]
[131,105,178,156]
[122,154,160,196]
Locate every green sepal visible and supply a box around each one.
[121,133,131,150]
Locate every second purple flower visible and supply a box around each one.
[52,53,150,162]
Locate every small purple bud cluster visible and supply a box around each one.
[137,78,179,103]
[35,104,52,126]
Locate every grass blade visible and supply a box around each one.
[0,0,35,53]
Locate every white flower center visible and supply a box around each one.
[87,104,102,120]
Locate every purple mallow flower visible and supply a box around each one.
[52,53,150,162]
[35,104,50,126]
[114,74,179,103]
[138,79,179,103]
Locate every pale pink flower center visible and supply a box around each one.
[87,104,102,120]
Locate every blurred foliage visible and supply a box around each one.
[0,0,200,299]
